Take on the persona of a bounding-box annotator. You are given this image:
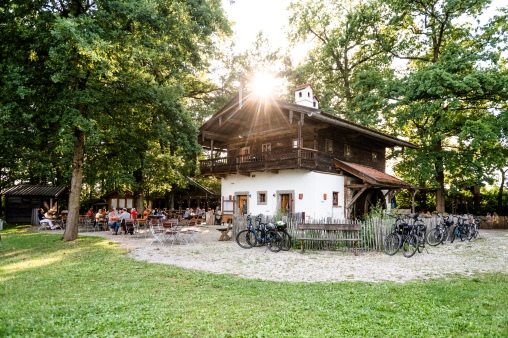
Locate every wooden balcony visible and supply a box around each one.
[199,148,335,176]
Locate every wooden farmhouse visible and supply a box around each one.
[198,84,417,220]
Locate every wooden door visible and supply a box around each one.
[280,194,291,216]
[237,195,248,215]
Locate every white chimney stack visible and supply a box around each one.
[295,83,319,109]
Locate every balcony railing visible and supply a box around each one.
[199,148,325,175]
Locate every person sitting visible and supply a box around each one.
[95,209,105,230]
[196,208,203,217]
[86,207,94,217]
[118,208,131,234]
[108,208,121,235]
[38,208,56,229]
[183,208,191,220]
[130,208,139,220]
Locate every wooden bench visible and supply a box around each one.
[297,223,362,255]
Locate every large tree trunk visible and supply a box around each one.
[435,140,446,213]
[62,128,85,241]
[498,168,506,215]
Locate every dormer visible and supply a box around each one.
[295,83,319,109]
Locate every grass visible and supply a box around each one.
[1,226,507,337]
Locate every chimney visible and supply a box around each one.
[295,83,319,109]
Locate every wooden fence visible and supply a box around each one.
[231,214,440,253]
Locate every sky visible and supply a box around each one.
[222,0,506,63]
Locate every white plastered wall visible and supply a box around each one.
[221,169,345,220]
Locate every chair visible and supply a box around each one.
[163,219,181,245]
[96,215,107,231]
[181,220,200,244]
[135,218,149,238]
[149,219,165,245]
[37,219,51,231]
[122,218,135,235]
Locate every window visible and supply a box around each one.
[325,139,333,153]
[307,92,310,97]
[257,191,267,205]
[299,92,302,97]
[292,139,299,148]
[344,144,351,157]
[262,143,271,152]
[240,146,250,163]
[333,192,339,206]
[372,152,378,163]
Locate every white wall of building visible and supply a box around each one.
[221,169,344,220]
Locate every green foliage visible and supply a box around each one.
[0,1,231,215]
[0,230,507,336]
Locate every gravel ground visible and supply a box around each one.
[75,226,508,283]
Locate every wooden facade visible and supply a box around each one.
[199,95,414,177]
[0,185,67,224]
[198,91,417,218]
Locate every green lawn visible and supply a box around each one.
[1,227,507,337]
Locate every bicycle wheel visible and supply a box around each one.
[266,230,282,253]
[383,232,401,256]
[460,226,469,241]
[426,228,443,246]
[236,230,255,249]
[402,234,418,258]
[280,230,293,251]
[450,226,458,243]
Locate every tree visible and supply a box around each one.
[287,0,393,125]
[383,0,508,212]
[0,0,230,240]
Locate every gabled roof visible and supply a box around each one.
[334,159,413,188]
[199,93,417,150]
[0,185,67,197]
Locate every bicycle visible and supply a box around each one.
[273,220,292,251]
[402,213,426,258]
[236,214,283,252]
[451,215,471,243]
[384,214,411,256]
[426,213,453,246]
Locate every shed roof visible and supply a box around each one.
[0,185,67,197]
[334,159,413,188]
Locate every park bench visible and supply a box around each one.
[297,223,362,255]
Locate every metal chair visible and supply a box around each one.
[163,218,181,245]
[149,219,165,245]
[180,220,200,244]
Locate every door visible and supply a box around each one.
[237,195,248,215]
[280,194,291,216]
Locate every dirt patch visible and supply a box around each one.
[70,227,508,283]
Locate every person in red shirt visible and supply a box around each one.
[130,208,139,220]
[86,207,93,217]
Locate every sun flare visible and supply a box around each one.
[251,72,276,98]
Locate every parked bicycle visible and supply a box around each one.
[451,215,472,243]
[401,213,427,258]
[426,213,453,246]
[384,214,410,256]
[273,220,292,251]
[236,214,283,252]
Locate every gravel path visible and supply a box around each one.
[79,227,508,283]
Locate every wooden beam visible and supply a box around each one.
[346,185,370,210]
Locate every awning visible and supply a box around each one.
[333,159,413,189]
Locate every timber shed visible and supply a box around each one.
[0,185,67,224]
